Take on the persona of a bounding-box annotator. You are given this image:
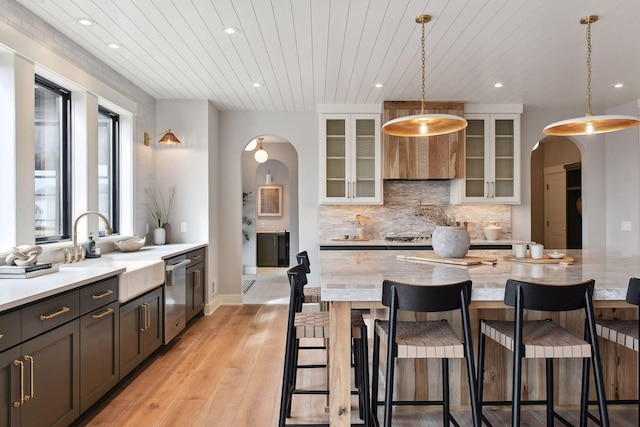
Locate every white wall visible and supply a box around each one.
[218,111,318,301]
[604,100,640,254]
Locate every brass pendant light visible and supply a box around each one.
[544,15,640,136]
[381,15,467,137]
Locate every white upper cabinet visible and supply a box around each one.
[319,113,382,204]
[451,109,521,204]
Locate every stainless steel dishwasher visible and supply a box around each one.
[164,254,191,344]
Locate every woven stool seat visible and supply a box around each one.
[303,286,322,304]
[596,319,639,351]
[375,319,465,359]
[294,310,365,339]
[481,319,592,358]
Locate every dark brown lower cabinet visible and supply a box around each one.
[13,320,80,427]
[119,287,163,380]
[186,260,205,323]
[80,300,119,413]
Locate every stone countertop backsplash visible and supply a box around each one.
[319,181,511,241]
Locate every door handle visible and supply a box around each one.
[13,360,23,407]
[24,355,34,402]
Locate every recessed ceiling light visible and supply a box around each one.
[107,43,121,49]
[223,26,240,35]
[373,83,385,88]
[75,17,95,26]
[494,82,503,88]
[613,83,624,88]
[252,82,262,88]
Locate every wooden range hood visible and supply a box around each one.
[383,100,465,180]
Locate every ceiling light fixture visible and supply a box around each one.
[107,42,121,49]
[613,83,624,89]
[144,129,181,146]
[381,15,467,137]
[544,16,640,136]
[75,17,95,26]
[494,82,504,88]
[223,26,240,35]
[252,82,262,88]
[254,137,268,163]
[374,83,385,88]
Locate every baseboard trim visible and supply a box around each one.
[205,294,243,314]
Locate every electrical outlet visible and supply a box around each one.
[181,222,187,232]
[260,222,265,229]
[145,223,149,233]
[210,281,215,293]
[621,221,632,231]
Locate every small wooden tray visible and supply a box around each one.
[503,254,574,266]
[397,253,498,266]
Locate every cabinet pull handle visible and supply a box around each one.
[195,270,201,289]
[92,289,114,300]
[139,304,146,332]
[13,360,23,407]
[192,255,202,260]
[92,307,114,319]
[39,306,70,320]
[0,333,4,340]
[145,303,151,330]
[24,355,34,402]
[491,181,495,198]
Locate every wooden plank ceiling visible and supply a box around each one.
[13,0,640,113]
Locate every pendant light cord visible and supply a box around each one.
[586,19,592,116]
[420,18,426,115]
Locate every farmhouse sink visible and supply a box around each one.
[61,257,164,302]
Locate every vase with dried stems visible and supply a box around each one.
[417,203,470,258]
[145,187,176,244]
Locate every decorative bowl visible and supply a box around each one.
[115,236,146,252]
[547,251,565,259]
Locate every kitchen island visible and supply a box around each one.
[320,248,638,426]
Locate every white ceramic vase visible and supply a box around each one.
[431,226,470,258]
[153,227,166,245]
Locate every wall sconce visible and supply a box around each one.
[144,129,181,146]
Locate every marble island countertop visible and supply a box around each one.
[0,243,206,312]
[320,238,530,248]
[319,248,636,303]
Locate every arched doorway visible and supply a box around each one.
[530,136,582,249]
[240,135,299,302]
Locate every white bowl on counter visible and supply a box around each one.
[114,236,146,252]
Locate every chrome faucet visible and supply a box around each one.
[71,211,113,261]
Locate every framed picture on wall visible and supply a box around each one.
[257,185,282,217]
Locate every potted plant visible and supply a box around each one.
[417,204,470,258]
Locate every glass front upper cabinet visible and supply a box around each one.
[320,114,382,204]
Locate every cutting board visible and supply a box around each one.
[503,254,574,266]
[397,253,498,266]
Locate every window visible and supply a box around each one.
[34,76,71,243]
[98,106,120,235]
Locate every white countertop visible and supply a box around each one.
[0,243,206,312]
[319,248,635,303]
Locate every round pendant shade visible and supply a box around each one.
[544,115,640,136]
[382,113,468,137]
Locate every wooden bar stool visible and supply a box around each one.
[371,279,480,427]
[595,277,639,413]
[477,279,610,427]
[279,264,371,426]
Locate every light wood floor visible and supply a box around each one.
[75,272,638,427]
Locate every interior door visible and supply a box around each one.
[544,166,567,249]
